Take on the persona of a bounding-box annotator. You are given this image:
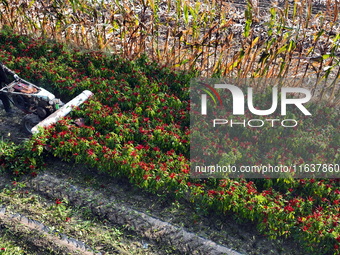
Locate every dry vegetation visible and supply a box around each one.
[0,0,339,103]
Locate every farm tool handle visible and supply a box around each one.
[31,90,93,134]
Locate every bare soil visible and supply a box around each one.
[0,104,28,144]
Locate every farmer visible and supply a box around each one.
[0,62,18,115]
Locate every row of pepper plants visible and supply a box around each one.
[0,29,339,254]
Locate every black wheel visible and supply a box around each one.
[22,114,41,134]
[12,95,30,112]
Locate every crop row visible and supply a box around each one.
[0,29,339,254]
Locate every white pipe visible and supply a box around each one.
[31,90,93,134]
